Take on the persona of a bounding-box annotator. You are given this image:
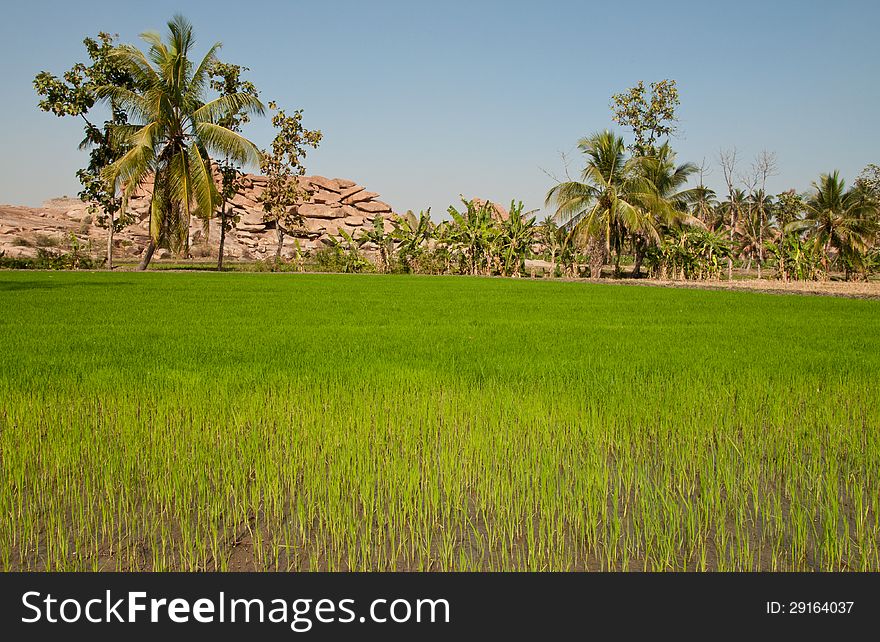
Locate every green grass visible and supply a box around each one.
[1,271,878,571]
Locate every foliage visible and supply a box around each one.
[357,215,395,273]
[497,202,537,277]
[99,15,264,266]
[545,130,685,276]
[443,199,499,276]
[610,79,680,157]
[34,32,137,267]
[209,61,261,269]
[0,235,96,270]
[766,235,824,281]
[645,228,731,280]
[785,171,878,279]
[391,210,434,273]
[259,101,322,263]
[321,230,373,273]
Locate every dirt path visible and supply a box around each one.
[588,277,880,300]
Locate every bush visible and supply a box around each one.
[33,233,61,248]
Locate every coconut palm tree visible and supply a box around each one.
[631,143,702,276]
[785,171,877,280]
[100,15,264,270]
[545,130,677,278]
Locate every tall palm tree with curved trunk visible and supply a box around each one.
[545,130,678,278]
[785,171,877,280]
[100,15,264,270]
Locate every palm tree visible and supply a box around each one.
[545,130,676,278]
[100,15,264,270]
[785,171,877,280]
[632,143,702,276]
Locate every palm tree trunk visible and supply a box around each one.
[138,240,156,271]
[632,237,644,278]
[757,213,763,280]
[217,202,227,271]
[106,209,114,271]
[587,235,604,279]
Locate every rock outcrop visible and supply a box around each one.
[0,175,398,262]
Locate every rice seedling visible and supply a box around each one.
[0,271,878,571]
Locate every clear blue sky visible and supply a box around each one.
[1,0,878,218]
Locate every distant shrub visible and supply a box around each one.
[33,233,61,248]
[12,237,33,247]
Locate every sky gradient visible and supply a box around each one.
[1,0,878,218]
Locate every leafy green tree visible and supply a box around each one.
[34,32,136,270]
[785,171,877,280]
[771,190,804,281]
[259,102,322,265]
[610,79,680,157]
[100,15,264,270]
[209,61,260,270]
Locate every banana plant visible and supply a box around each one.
[445,199,497,275]
[392,209,433,272]
[498,201,538,277]
[356,214,395,273]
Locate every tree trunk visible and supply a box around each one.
[138,240,156,271]
[779,237,786,282]
[217,202,227,271]
[275,224,284,266]
[587,235,604,279]
[757,215,763,280]
[106,209,114,271]
[632,239,644,278]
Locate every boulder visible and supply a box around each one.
[312,190,342,205]
[338,185,365,201]
[299,203,343,219]
[304,218,328,234]
[236,223,266,232]
[356,200,392,214]
[230,193,259,209]
[343,215,365,227]
[237,208,265,226]
[308,176,340,193]
[335,178,357,189]
[342,190,378,205]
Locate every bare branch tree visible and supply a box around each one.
[719,148,738,280]
[753,151,777,278]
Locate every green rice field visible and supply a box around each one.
[1,272,878,571]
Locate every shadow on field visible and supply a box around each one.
[0,280,133,292]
